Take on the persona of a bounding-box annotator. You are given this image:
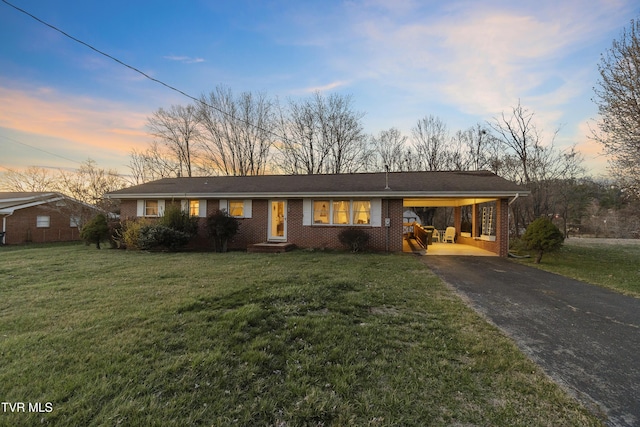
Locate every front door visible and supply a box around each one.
[268,200,287,241]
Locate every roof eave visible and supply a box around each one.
[107,190,529,199]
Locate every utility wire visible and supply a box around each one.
[1,0,295,145]
[0,134,83,165]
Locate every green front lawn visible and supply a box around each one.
[0,244,602,426]
[514,241,640,298]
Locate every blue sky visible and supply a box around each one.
[1,0,638,177]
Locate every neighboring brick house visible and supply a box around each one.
[106,171,528,256]
[0,192,99,245]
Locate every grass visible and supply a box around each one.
[0,243,603,426]
[513,241,640,298]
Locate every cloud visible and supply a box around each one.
[0,83,150,164]
[163,55,206,64]
[302,80,351,93]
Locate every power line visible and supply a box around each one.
[1,0,296,146]
[0,134,83,165]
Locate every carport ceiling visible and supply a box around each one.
[403,197,498,207]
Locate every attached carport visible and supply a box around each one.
[402,196,514,257]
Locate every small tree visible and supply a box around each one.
[521,217,564,264]
[80,213,110,249]
[206,210,239,252]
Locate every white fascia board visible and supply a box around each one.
[2,196,66,211]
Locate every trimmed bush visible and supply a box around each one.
[206,210,239,252]
[138,224,191,252]
[522,217,564,264]
[338,228,370,252]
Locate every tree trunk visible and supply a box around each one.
[535,250,543,264]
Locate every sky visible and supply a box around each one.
[1,0,638,179]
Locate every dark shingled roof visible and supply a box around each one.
[107,171,527,199]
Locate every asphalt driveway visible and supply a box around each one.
[425,256,640,427]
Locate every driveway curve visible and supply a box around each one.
[425,256,640,427]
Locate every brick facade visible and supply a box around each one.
[3,203,86,245]
[120,198,406,252]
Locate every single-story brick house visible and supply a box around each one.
[106,171,527,256]
[0,192,99,245]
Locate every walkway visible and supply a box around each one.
[425,256,640,427]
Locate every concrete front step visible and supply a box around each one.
[247,242,296,253]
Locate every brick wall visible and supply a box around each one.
[4,203,83,244]
[119,197,406,252]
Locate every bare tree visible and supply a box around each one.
[128,142,184,184]
[198,86,275,176]
[370,128,410,172]
[490,101,585,234]
[592,18,640,198]
[147,104,201,177]
[411,115,450,171]
[275,92,368,174]
[58,159,125,211]
[0,166,58,192]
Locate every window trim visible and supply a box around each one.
[36,215,50,228]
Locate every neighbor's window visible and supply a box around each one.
[145,200,158,216]
[229,200,244,217]
[352,201,371,224]
[36,216,50,228]
[189,200,199,217]
[333,200,351,224]
[70,215,81,228]
[313,200,330,224]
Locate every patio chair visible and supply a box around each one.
[443,227,456,243]
[432,228,441,243]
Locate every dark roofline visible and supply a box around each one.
[106,171,529,199]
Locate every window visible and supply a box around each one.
[310,200,371,226]
[352,201,371,224]
[36,216,50,228]
[189,200,199,217]
[313,200,330,224]
[145,200,158,216]
[333,200,351,224]
[229,200,244,217]
[70,215,81,228]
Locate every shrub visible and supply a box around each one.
[206,210,239,252]
[120,218,151,250]
[160,203,199,236]
[80,214,110,249]
[521,217,564,264]
[338,228,370,252]
[138,224,191,251]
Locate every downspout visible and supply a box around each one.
[2,213,12,245]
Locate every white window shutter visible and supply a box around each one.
[243,200,252,218]
[199,200,207,217]
[219,199,228,213]
[370,198,382,227]
[158,200,165,216]
[302,199,312,226]
[137,200,144,217]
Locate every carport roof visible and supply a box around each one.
[107,171,528,199]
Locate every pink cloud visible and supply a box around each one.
[0,84,150,159]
